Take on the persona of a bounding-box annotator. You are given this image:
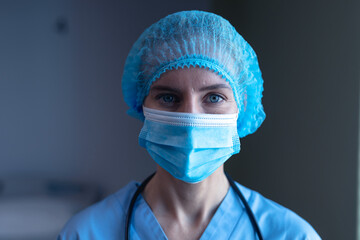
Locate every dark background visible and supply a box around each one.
[0,0,358,239]
[217,1,360,239]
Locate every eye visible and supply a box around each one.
[163,94,177,103]
[207,94,224,103]
[162,94,174,102]
[156,93,179,105]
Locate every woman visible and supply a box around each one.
[59,11,321,239]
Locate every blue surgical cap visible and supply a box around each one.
[122,10,265,137]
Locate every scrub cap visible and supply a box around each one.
[122,10,265,137]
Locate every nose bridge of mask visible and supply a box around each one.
[141,107,239,148]
[143,107,239,126]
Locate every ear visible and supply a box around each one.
[243,91,248,112]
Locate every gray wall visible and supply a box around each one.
[0,0,210,194]
[214,1,360,239]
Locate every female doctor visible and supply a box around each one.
[59,10,321,239]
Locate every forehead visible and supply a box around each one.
[150,66,232,89]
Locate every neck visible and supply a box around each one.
[143,166,229,227]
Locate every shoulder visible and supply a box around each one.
[236,182,321,240]
[58,181,138,240]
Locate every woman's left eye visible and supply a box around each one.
[207,94,224,103]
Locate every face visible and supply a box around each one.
[143,67,238,114]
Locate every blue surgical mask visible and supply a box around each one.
[139,107,240,183]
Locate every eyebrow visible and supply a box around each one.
[199,84,232,91]
[150,84,232,93]
[149,85,181,93]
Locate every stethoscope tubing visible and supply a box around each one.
[125,172,263,240]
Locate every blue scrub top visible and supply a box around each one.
[58,181,321,239]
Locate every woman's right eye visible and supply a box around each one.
[161,94,174,103]
[156,94,179,105]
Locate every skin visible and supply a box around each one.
[143,66,238,240]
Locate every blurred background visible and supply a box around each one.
[0,0,358,239]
